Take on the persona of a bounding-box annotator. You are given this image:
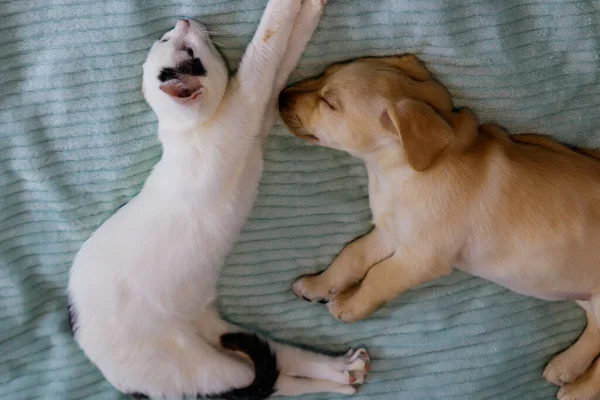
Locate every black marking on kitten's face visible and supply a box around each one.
[158,67,178,82]
[183,46,194,58]
[178,58,206,76]
[158,58,207,83]
[67,296,78,336]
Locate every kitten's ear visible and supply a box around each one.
[159,77,203,100]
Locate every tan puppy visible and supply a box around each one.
[278,55,600,400]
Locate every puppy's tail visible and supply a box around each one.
[210,332,279,400]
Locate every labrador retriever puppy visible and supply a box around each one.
[278,55,600,400]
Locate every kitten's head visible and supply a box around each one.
[142,20,229,124]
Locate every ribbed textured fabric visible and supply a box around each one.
[1,0,599,399]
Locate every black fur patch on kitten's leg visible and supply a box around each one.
[205,332,279,400]
[128,392,149,399]
[67,296,78,336]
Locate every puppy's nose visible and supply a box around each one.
[278,92,292,110]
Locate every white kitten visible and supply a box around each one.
[67,1,370,399]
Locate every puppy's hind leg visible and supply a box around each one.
[544,300,600,386]
[545,298,600,400]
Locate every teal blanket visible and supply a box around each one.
[2,0,599,399]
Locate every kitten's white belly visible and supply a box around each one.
[69,149,264,335]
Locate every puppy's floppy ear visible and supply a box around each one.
[379,54,432,82]
[160,76,203,100]
[381,54,454,112]
[380,98,453,171]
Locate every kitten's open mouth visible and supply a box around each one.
[191,89,203,100]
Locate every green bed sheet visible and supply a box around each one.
[2,0,600,398]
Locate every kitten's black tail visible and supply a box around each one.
[208,332,279,400]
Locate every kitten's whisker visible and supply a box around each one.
[205,30,236,37]
[210,39,232,49]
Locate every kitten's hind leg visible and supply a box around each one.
[275,375,357,396]
[273,347,369,395]
[272,343,370,385]
[196,306,370,394]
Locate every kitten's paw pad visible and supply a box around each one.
[544,352,588,386]
[342,348,370,385]
[351,371,365,385]
[291,273,331,303]
[323,348,370,386]
[557,381,600,400]
[346,348,370,370]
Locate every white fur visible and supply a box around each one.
[68,1,370,398]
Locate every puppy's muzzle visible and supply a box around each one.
[278,92,302,128]
[278,90,293,110]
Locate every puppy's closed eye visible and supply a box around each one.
[319,96,336,110]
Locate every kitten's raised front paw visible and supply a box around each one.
[544,350,590,386]
[310,0,327,9]
[292,273,334,303]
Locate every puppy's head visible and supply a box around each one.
[279,55,456,171]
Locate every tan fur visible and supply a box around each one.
[279,55,600,400]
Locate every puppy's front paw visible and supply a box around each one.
[544,350,589,386]
[557,379,600,400]
[292,273,334,303]
[327,287,371,323]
